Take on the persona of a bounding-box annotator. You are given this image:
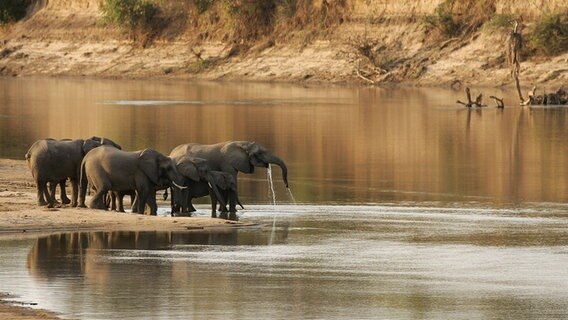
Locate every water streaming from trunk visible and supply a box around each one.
[286,188,296,204]
[267,164,276,206]
[268,164,277,245]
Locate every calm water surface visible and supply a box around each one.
[1,78,568,319]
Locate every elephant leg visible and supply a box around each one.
[171,201,180,217]
[128,191,136,207]
[47,182,57,208]
[59,180,71,205]
[116,192,125,213]
[131,193,139,213]
[89,186,109,210]
[170,189,178,216]
[228,191,237,214]
[210,200,217,218]
[136,189,149,215]
[147,190,158,216]
[36,180,48,206]
[69,179,79,207]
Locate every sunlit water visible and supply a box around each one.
[1,78,568,319]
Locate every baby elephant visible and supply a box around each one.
[170,157,243,219]
[79,146,186,215]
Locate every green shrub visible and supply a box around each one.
[221,0,278,40]
[100,0,158,29]
[193,0,213,15]
[423,0,496,38]
[528,13,568,56]
[423,0,461,38]
[485,13,517,30]
[0,0,31,25]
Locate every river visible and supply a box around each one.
[0,78,567,319]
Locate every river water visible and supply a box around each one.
[1,78,568,319]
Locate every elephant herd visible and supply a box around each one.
[25,137,289,220]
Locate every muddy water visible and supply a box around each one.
[1,78,568,319]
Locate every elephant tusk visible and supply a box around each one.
[172,181,187,189]
[207,182,213,189]
[100,137,105,145]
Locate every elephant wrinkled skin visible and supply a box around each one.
[170,141,289,189]
[79,146,186,215]
[25,137,121,208]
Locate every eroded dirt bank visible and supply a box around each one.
[0,0,566,89]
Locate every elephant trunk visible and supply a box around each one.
[206,173,227,208]
[267,154,289,188]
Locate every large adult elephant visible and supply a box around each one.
[170,156,241,219]
[79,146,186,215]
[25,137,121,208]
[169,141,289,190]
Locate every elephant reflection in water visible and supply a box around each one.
[27,228,291,279]
[26,231,234,276]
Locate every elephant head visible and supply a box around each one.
[139,149,186,189]
[224,141,289,188]
[175,156,226,208]
[211,171,237,192]
[82,136,122,154]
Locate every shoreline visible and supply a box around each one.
[0,293,61,320]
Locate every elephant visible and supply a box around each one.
[79,146,187,215]
[105,190,137,212]
[169,141,289,204]
[169,156,227,217]
[25,137,121,208]
[208,170,244,220]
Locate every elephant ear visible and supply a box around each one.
[176,158,200,182]
[138,149,160,185]
[212,172,228,190]
[225,141,255,173]
[100,137,122,150]
[82,138,100,154]
[225,174,237,191]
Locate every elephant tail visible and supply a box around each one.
[237,196,244,210]
[78,159,89,207]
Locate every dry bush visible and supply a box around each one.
[528,13,568,56]
[423,0,496,39]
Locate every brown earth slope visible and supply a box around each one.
[0,0,566,89]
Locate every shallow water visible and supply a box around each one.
[1,78,568,319]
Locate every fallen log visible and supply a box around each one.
[457,87,487,108]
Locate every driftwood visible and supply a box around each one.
[505,21,568,107]
[489,96,505,108]
[521,86,568,106]
[457,87,487,108]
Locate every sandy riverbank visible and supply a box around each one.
[0,159,245,238]
[0,158,249,319]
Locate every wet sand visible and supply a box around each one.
[0,158,247,319]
